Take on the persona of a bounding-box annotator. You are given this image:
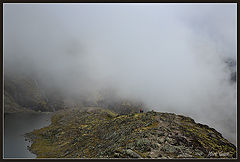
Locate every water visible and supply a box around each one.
[3,112,52,158]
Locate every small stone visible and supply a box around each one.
[158,137,165,144]
[194,149,204,157]
[125,149,142,158]
[161,144,179,154]
[114,153,120,158]
[177,153,193,158]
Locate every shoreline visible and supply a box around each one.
[4,112,53,158]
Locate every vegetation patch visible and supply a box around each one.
[26,107,236,159]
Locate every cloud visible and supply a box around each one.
[4,3,237,144]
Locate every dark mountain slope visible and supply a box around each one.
[4,74,65,113]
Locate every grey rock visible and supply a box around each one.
[177,153,193,158]
[194,149,204,157]
[114,152,120,158]
[158,137,165,144]
[161,144,179,154]
[125,149,142,158]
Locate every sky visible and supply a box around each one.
[4,3,237,144]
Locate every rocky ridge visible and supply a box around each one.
[25,107,236,158]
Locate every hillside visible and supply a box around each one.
[4,74,65,113]
[25,107,236,158]
[4,74,146,114]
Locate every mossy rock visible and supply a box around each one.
[25,108,236,159]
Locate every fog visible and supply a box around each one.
[4,3,237,144]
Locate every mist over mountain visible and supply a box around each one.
[4,3,236,144]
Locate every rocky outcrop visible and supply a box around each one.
[25,108,236,158]
[4,74,65,113]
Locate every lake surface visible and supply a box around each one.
[4,112,52,158]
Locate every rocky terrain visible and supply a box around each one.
[25,107,236,159]
[4,74,65,113]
